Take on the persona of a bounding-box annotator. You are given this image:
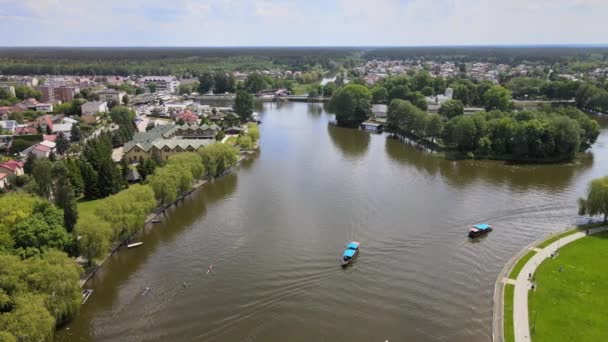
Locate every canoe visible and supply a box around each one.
[127,242,143,248]
[341,241,360,266]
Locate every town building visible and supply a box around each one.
[14,126,38,135]
[0,173,7,189]
[372,104,388,118]
[97,89,126,104]
[52,123,73,139]
[36,85,78,103]
[0,76,39,88]
[360,121,384,133]
[81,101,108,115]
[426,87,454,106]
[140,76,180,93]
[0,160,24,176]
[0,120,18,134]
[15,98,53,112]
[0,85,15,97]
[123,123,219,162]
[30,140,56,158]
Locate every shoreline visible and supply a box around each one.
[78,151,254,288]
[492,222,607,342]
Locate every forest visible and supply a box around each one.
[3,46,607,77]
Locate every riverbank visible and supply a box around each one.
[78,151,254,288]
[493,222,607,342]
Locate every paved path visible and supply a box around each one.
[512,226,608,342]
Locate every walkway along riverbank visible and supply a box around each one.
[492,223,608,342]
[78,151,255,288]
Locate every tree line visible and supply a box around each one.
[0,193,82,341]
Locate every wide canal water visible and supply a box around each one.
[58,102,608,341]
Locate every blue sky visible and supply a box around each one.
[0,0,607,46]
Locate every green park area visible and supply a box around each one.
[528,231,608,342]
[292,82,320,95]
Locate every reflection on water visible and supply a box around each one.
[384,137,593,191]
[58,103,608,342]
[327,123,370,158]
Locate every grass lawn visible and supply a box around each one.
[504,284,515,342]
[528,231,608,342]
[508,250,537,279]
[292,82,320,95]
[536,229,580,249]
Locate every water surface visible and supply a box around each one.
[58,102,608,341]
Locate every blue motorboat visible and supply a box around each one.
[341,241,360,266]
[468,223,492,238]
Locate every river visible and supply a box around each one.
[57,102,608,341]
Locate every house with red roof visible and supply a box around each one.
[0,160,24,176]
[31,143,53,158]
[15,98,53,112]
[43,134,57,142]
[14,126,38,135]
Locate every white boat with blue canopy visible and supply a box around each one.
[341,241,360,266]
[468,223,493,238]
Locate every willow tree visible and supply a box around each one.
[578,176,608,223]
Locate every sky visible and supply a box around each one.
[0,0,607,46]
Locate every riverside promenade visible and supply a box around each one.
[493,224,608,342]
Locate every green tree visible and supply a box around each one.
[389,85,410,102]
[136,158,156,182]
[213,71,234,93]
[55,132,70,155]
[70,124,82,142]
[421,86,435,96]
[438,99,465,119]
[198,72,214,94]
[323,82,336,98]
[14,86,42,101]
[578,176,608,223]
[328,84,372,127]
[410,91,428,111]
[238,135,253,150]
[147,82,157,93]
[244,73,268,94]
[76,214,111,265]
[483,85,512,111]
[0,293,54,342]
[198,143,238,177]
[234,90,254,121]
[122,94,129,106]
[10,204,72,257]
[24,153,37,175]
[371,86,389,104]
[80,161,99,200]
[32,158,53,199]
[247,122,260,142]
[425,114,444,142]
[51,162,78,232]
[448,115,478,152]
[413,71,433,91]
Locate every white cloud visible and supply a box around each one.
[0,0,607,46]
